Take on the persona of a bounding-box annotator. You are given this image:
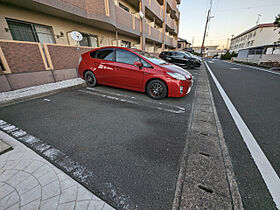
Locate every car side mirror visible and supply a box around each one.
[134,61,143,69]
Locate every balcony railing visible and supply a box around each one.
[165,35,176,48]
[144,23,163,43]
[144,0,163,20]
[166,0,179,19]
[115,6,141,35]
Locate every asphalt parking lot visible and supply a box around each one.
[0,69,199,209]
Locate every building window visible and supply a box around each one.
[121,40,131,48]
[6,18,55,44]
[119,3,129,12]
[178,43,181,48]
[80,33,98,47]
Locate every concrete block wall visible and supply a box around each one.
[46,44,94,70]
[0,40,95,92]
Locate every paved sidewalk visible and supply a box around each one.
[0,131,114,210]
[0,78,85,107]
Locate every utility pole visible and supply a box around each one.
[256,14,262,25]
[226,38,230,50]
[200,0,214,57]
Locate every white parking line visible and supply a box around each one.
[223,61,280,76]
[78,89,186,114]
[208,61,214,64]
[229,68,241,70]
[205,61,280,209]
[86,87,137,99]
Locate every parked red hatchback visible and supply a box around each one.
[78,47,193,99]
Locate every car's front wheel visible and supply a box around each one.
[146,80,168,100]
[84,71,97,87]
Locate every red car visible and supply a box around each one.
[78,47,193,99]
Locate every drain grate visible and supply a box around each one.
[198,184,214,194]
[199,152,210,157]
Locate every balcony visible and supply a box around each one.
[165,35,176,48]
[166,0,179,20]
[166,15,176,30]
[165,35,171,46]
[144,0,163,21]
[115,5,141,36]
[144,23,163,43]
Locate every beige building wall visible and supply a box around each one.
[0,4,140,48]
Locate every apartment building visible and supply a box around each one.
[230,23,280,53]
[177,38,191,51]
[193,45,220,57]
[0,0,180,53]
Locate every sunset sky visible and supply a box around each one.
[178,0,280,49]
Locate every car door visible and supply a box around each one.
[165,52,173,62]
[113,49,144,90]
[92,48,115,85]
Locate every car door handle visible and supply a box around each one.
[115,67,120,71]
[94,62,98,66]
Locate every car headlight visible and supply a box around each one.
[167,72,186,80]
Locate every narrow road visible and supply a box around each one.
[206,59,280,210]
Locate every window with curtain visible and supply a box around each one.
[80,33,98,47]
[6,19,55,44]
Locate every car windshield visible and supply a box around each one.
[135,50,168,65]
[182,52,193,58]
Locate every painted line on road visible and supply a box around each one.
[229,68,241,70]
[208,61,214,64]
[78,89,186,114]
[223,61,280,76]
[86,87,186,110]
[205,61,280,209]
[86,87,137,99]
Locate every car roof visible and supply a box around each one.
[89,46,137,53]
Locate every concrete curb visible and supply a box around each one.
[0,82,86,108]
[175,63,244,209]
[171,75,198,210]
[207,65,244,210]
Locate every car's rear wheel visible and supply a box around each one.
[146,80,168,100]
[84,71,97,87]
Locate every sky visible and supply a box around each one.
[178,0,280,49]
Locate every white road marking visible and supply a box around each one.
[208,61,214,64]
[223,61,280,76]
[78,89,185,114]
[86,87,137,99]
[229,68,241,70]
[86,87,185,111]
[205,61,280,209]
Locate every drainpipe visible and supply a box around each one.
[139,0,145,51]
[115,28,119,46]
[162,0,167,51]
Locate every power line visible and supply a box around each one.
[213,0,220,16]
[215,4,280,14]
